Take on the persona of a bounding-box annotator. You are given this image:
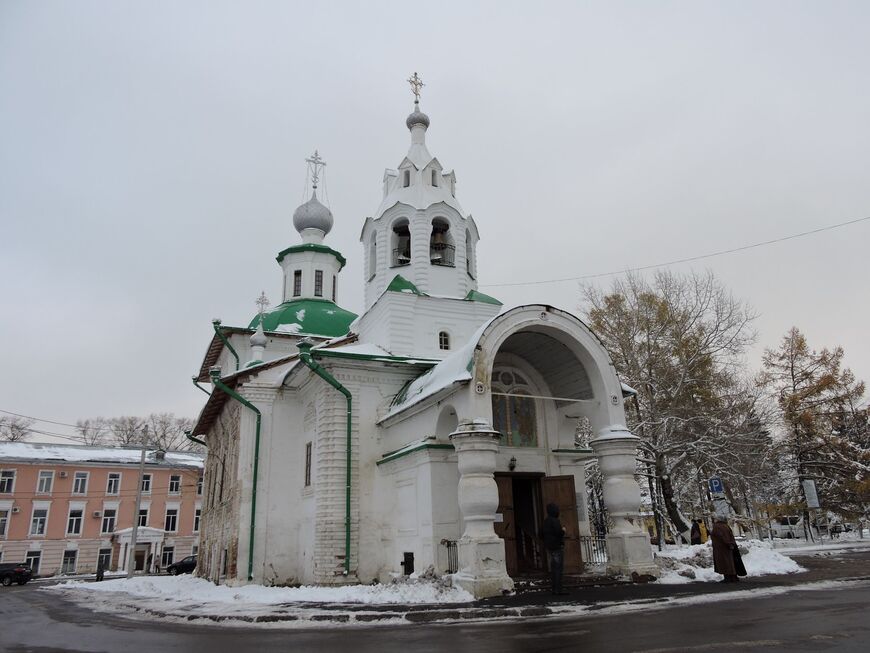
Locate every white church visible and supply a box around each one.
[192,77,656,597]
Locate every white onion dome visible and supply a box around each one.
[292,191,334,235]
[250,321,268,347]
[406,104,430,130]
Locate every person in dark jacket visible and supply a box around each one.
[542,503,568,595]
[690,520,702,545]
[710,517,740,582]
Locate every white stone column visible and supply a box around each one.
[590,425,658,577]
[449,419,514,598]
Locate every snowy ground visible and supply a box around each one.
[654,539,806,584]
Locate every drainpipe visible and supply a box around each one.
[212,319,239,372]
[192,376,212,397]
[209,366,261,582]
[297,340,352,576]
[184,428,207,448]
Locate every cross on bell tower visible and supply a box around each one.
[407,72,424,106]
[305,150,326,190]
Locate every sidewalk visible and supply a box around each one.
[44,546,870,628]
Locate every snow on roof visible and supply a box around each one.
[0,442,204,468]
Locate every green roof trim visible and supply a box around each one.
[249,298,357,338]
[386,274,426,296]
[276,243,347,270]
[315,350,438,365]
[376,442,455,466]
[464,289,502,305]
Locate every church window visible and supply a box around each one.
[332,276,337,302]
[430,218,455,267]
[368,234,377,280]
[431,170,438,186]
[391,219,411,267]
[491,368,538,448]
[304,442,312,487]
[465,229,474,278]
[438,331,450,350]
[293,270,302,297]
[314,270,323,297]
[403,170,410,187]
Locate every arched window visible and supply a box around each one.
[391,219,411,267]
[368,234,377,280]
[431,170,438,187]
[438,331,450,350]
[491,368,538,447]
[465,228,474,278]
[403,170,410,187]
[430,218,455,267]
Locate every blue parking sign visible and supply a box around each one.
[709,477,725,494]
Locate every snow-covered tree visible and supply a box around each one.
[583,270,759,541]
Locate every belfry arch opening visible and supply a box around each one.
[391,219,411,267]
[430,218,454,267]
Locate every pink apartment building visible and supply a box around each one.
[0,442,204,576]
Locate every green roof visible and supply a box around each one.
[386,274,425,296]
[275,244,347,270]
[464,289,502,305]
[249,298,357,337]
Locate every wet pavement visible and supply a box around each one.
[1,548,869,652]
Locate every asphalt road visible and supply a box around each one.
[2,576,869,652]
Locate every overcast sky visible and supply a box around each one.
[2,1,868,440]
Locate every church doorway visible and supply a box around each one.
[494,473,582,576]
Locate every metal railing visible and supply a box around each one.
[441,538,459,573]
[430,243,455,267]
[580,536,608,565]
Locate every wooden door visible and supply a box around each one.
[541,476,582,572]
[494,475,517,575]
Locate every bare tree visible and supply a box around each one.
[0,415,33,442]
[75,418,109,446]
[145,413,197,451]
[106,416,146,446]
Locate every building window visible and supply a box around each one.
[36,470,53,494]
[168,475,181,495]
[293,270,302,296]
[314,270,323,297]
[491,369,539,448]
[0,509,8,537]
[304,442,312,487]
[98,548,112,571]
[196,476,203,496]
[332,276,337,302]
[0,470,14,493]
[161,546,175,567]
[465,228,475,279]
[438,331,450,351]
[61,550,77,575]
[368,234,377,280]
[138,508,148,527]
[429,218,455,266]
[101,508,116,534]
[141,473,152,494]
[67,509,83,535]
[403,169,410,187]
[30,508,48,536]
[73,471,88,494]
[25,551,41,575]
[164,508,178,532]
[106,473,120,495]
[431,169,438,186]
[194,508,201,532]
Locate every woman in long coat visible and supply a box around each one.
[710,517,739,582]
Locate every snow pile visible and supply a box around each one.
[655,540,805,584]
[49,572,474,606]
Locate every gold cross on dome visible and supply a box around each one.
[255,291,270,316]
[305,150,326,189]
[407,72,424,102]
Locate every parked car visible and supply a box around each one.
[0,562,33,586]
[166,555,197,575]
[770,515,803,538]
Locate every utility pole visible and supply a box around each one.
[127,427,149,579]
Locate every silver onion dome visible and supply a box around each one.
[250,324,268,348]
[292,191,334,235]
[406,108,430,130]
